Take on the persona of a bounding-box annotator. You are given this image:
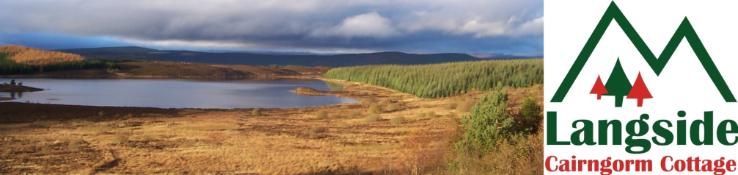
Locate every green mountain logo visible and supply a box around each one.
[551,1,736,106]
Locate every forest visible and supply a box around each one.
[323,59,543,98]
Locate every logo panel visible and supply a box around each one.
[545,1,738,174]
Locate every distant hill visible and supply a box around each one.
[0,45,115,75]
[0,45,84,66]
[61,46,483,67]
[0,45,332,79]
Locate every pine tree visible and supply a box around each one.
[604,59,632,107]
[627,72,652,107]
[590,75,608,100]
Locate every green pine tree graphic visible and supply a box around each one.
[604,59,631,107]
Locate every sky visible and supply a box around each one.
[0,0,542,56]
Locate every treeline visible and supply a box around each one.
[323,59,543,98]
[0,54,117,75]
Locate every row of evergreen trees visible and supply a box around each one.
[0,54,117,75]
[323,59,543,98]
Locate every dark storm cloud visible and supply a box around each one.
[0,0,542,55]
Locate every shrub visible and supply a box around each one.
[455,90,512,156]
[448,90,544,174]
[518,97,542,133]
[251,108,262,116]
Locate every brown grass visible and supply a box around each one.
[390,116,406,125]
[0,76,543,174]
[364,114,381,123]
[0,45,84,66]
[0,79,475,174]
[449,131,543,175]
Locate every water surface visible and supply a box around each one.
[0,78,355,109]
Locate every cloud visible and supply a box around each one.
[451,17,542,38]
[512,17,543,36]
[122,38,257,50]
[0,0,542,55]
[312,12,399,38]
[0,32,128,49]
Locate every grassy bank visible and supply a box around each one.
[324,59,542,98]
[322,59,544,174]
[0,79,460,174]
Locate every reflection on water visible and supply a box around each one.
[8,92,23,99]
[0,78,356,109]
[0,92,22,101]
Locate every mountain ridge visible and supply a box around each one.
[60,46,490,67]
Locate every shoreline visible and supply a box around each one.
[0,77,376,122]
[0,84,43,93]
[0,76,353,111]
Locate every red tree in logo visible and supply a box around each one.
[590,75,608,100]
[627,72,652,107]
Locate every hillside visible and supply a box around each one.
[62,46,482,67]
[0,45,113,75]
[0,45,327,79]
[2,60,329,80]
[0,45,84,66]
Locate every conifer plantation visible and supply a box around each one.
[323,59,543,98]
